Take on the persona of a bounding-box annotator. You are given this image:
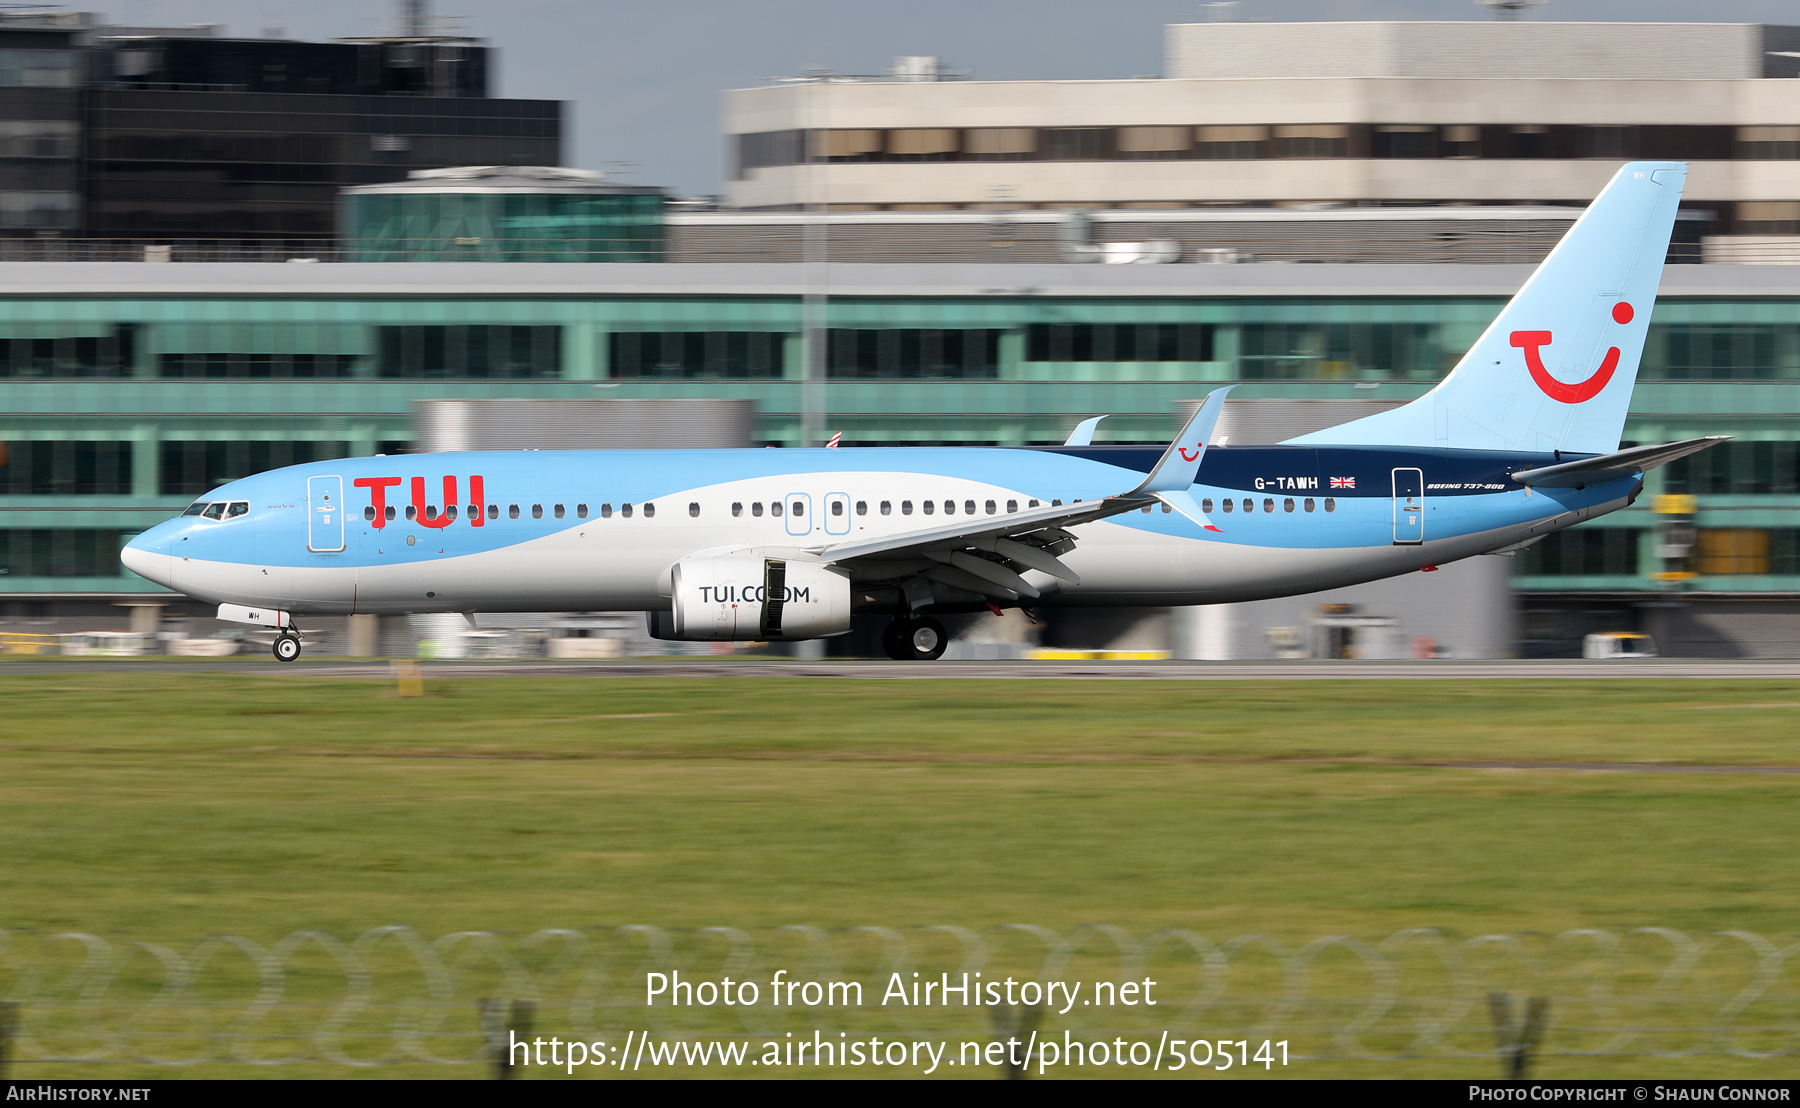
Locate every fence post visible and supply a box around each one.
[0,1000,16,1078]
[1487,991,1550,1079]
[986,1000,1042,1079]
[480,998,534,1079]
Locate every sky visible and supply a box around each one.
[105,0,1800,196]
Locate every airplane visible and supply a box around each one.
[122,161,1724,663]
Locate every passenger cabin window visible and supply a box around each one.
[644,503,656,518]
[532,504,543,519]
[1304,498,1315,513]
[689,502,700,518]
[881,500,891,515]
[967,500,978,515]
[787,502,799,518]
[1325,498,1337,512]
[1221,499,1234,513]
[554,504,565,519]
[985,500,996,515]
[1284,498,1295,513]
[387,506,397,521]
[751,502,763,517]
[1028,499,1039,508]
[1006,500,1017,513]
[922,500,934,515]
[202,503,225,520]
[946,500,958,515]
[1051,499,1062,507]
[364,507,376,521]
[226,501,248,518]
[1161,503,1172,513]
[732,502,743,517]
[182,503,208,516]
[1264,498,1275,513]
[509,505,520,519]
[1202,498,1215,513]
[577,504,588,519]
[445,505,458,520]
[900,500,912,515]
[622,503,634,518]
[770,502,782,517]
[600,504,613,518]
[1242,499,1253,513]
[830,500,843,517]
[856,500,867,516]
[406,505,417,520]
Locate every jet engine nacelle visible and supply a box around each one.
[648,555,851,642]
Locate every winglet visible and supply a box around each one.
[1064,415,1107,446]
[1153,489,1224,532]
[1133,386,1232,495]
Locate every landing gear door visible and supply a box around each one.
[307,475,346,552]
[1392,467,1424,546]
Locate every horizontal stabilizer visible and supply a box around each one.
[1511,435,1730,487]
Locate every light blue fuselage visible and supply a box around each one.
[121,444,1631,618]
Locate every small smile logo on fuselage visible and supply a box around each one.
[1511,301,1634,405]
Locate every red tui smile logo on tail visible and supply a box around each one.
[1511,301,1634,404]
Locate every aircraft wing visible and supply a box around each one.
[1510,435,1730,488]
[806,388,1233,603]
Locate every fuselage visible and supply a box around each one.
[121,444,1635,618]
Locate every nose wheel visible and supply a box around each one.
[272,632,302,663]
[881,616,947,661]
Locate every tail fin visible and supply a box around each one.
[1287,162,1687,455]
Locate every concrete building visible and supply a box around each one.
[722,20,1800,253]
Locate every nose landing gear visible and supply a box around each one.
[272,632,302,662]
[881,616,947,661]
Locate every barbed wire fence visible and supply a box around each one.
[1,925,1797,1077]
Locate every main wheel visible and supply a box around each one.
[905,617,948,661]
[880,620,912,660]
[272,634,302,662]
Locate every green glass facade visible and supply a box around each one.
[342,191,664,262]
[0,269,1795,602]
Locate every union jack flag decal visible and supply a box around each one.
[1329,476,1355,489]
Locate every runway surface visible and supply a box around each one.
[6,657,1800,680]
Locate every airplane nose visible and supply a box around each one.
[121,530,172,588]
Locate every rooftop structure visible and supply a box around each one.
[342,167,664,261]
[722,21,1800,249]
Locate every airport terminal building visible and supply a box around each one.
[0,258,1796,656]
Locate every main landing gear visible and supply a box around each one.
[272,631,302,662]
[881,616,948,661]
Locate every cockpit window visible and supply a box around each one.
[201,503,226,520]
[182,503,209,517]
[225,501,249,519]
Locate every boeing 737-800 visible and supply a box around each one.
[122,161,1722,661]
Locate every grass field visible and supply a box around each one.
[2,671,1798,1079]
